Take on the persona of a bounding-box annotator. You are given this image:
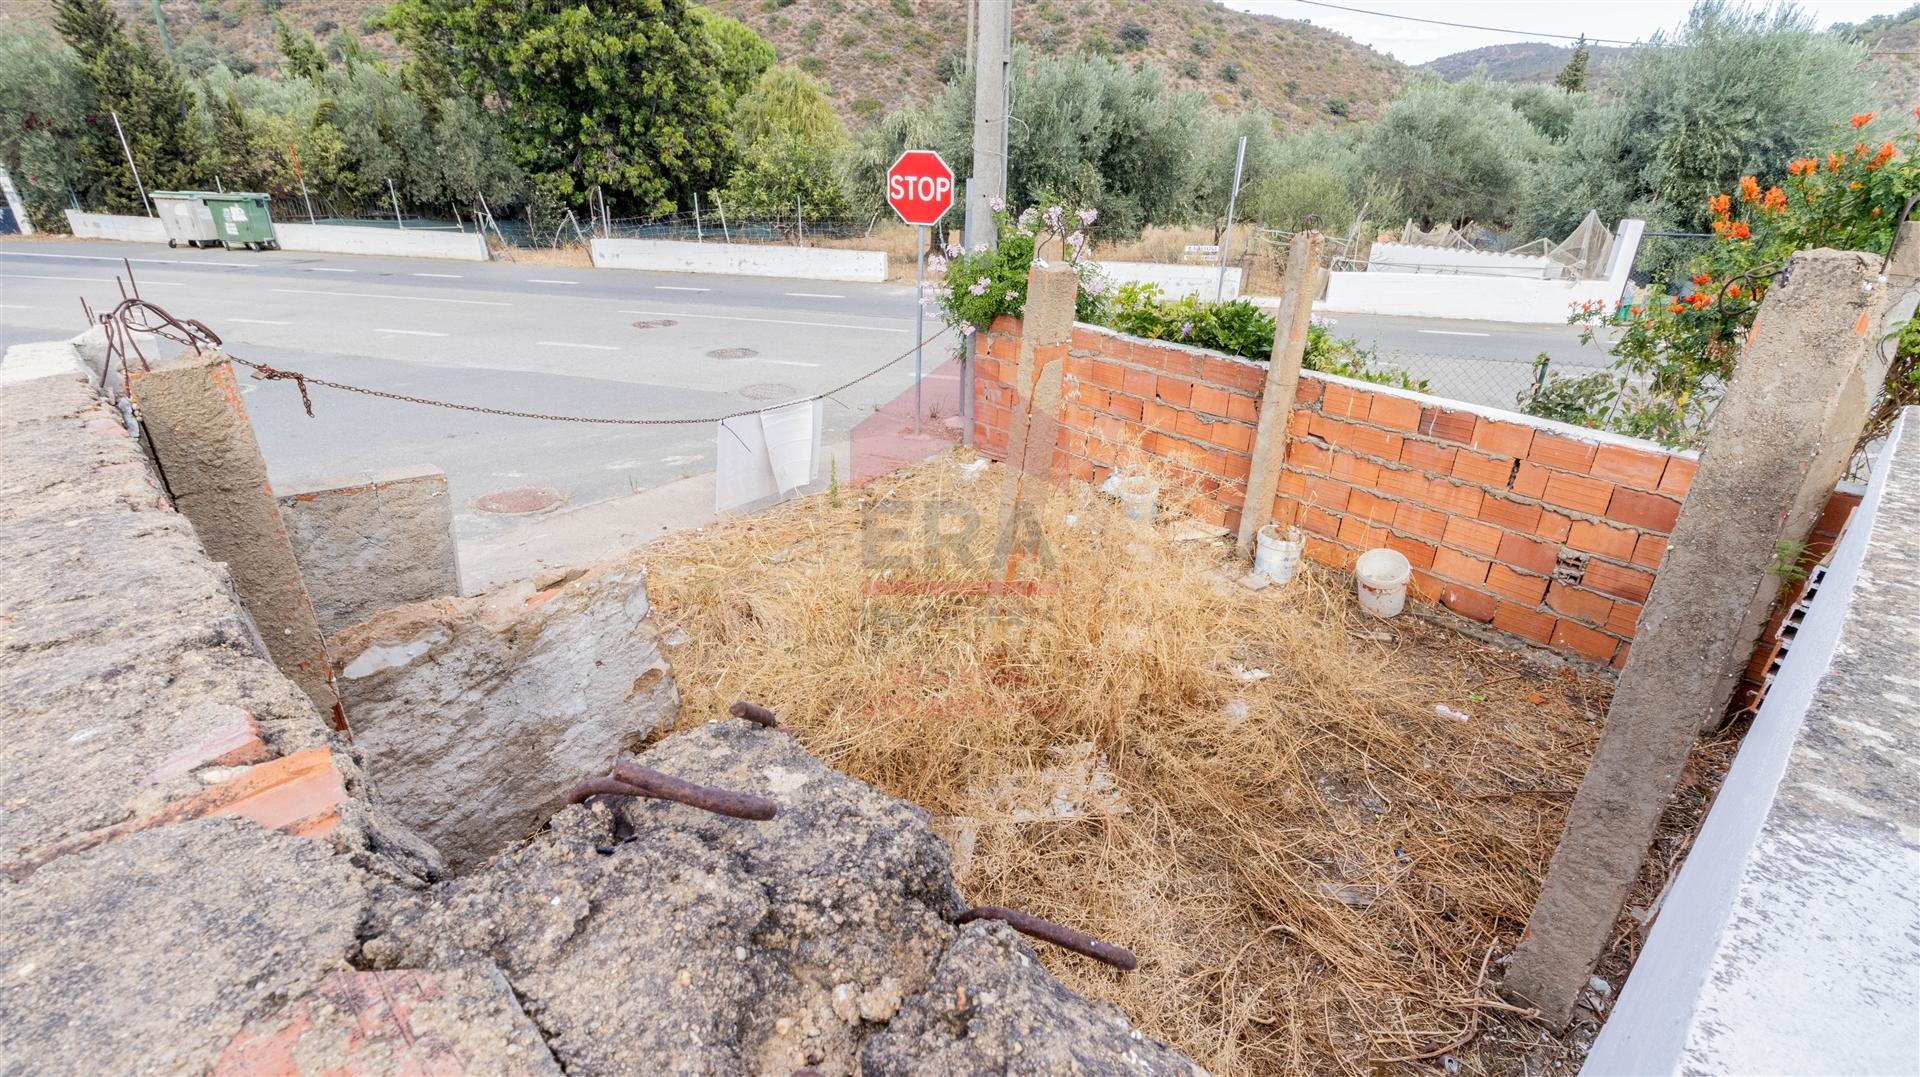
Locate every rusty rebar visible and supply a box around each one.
[610,761,779,821]
[955,906,1138,970]
[729,700,780,728]
[565,777,649,805]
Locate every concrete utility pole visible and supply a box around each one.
[993,240,1076,580]
[1235,230,1322,559]
[1503,234,1920,1026]
[967,0,1011,251]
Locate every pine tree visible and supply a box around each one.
[1555,35,1591,93]
[53,0,206,212]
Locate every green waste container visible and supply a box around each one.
[202,192,278,250]
[150,190,278,251]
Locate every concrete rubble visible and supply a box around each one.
[0,334,1197,1076]
[365,719,1201,1076]
[328,561,679,870]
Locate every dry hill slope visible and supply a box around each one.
[709,0,1403,128]
[0,0,1403,131]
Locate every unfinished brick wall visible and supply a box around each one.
[973,315,1857,683]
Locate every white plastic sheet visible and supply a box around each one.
[714,399,822,512]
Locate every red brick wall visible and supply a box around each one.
[973,316,1857,681]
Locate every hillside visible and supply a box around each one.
[1419,41,1630,87]
[0,0,1404,131]
[705,0,1404,129]
[1422,7,1919,106]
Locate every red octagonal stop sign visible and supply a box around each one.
[885,149,955,227]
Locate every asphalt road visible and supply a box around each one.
[1,236,1611,542]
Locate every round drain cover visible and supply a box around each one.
[707,347,758,359]
[631,319,678,330]
[472,486,566,515]
[739,382,799,402]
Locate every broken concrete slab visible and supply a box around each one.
[277,465,461,635]
[363,720,1194,1075]
[214,967,561,1076]
[328,560,679,870]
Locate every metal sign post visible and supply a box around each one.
[914,225,926,434]
[1217,134,1247,302]
[884,149,957,439]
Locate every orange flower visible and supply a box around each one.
[1873,206,1884,217]
[1850,181,1863,190]
[1687,292,1711,308]
[1787,158,1815,176]
[1762,186,1787,212]
[1669,302,1686,314]
[1630,305,1643,316]
[1738,175,1761,201]
[1691,273,1712,285]
[1851,112,1875,129]
[1708,193,1732,217]
[1869,142,1896,169]
[1729,221,1750,241]
[1726,284,1741,298]
[1827,152,1845,172]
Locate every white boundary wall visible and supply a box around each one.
[1363,241,1556,279]
[1585,409,1920,1076]
[1320,219,1645,324]
[63,211,490,261]
[590,238,887,282]
[65,211,167,243]
[275,223,488,261]
[1096,260,1242,300]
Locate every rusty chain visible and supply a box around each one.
[97,294,954,427]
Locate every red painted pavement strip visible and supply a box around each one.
[2,747,348,882]
[214,970,478,1077]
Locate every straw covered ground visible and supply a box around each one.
[641,452,1725,1075]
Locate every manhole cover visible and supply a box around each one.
[631,319,678,330]
[472,486,566,515]
[707,347,758,359]
[739,382,799,402]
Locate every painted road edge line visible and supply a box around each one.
[654,285,709,292]
[228,318,293,325]
[411,272,463,278]
[1417,329,1492,337]
[759,359,821,368]
[271,287,509,307]
[528,278,578,285]
[784,292,844,299]
[0,251,254,268]
[374,328,449,337]
[536,340,619,351]
[0,273,184,287]
[617,309,908,334]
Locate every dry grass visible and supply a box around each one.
[644,453,1621,1075]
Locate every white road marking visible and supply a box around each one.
[374,328,448,337]
[528,278,578,285]
[228,317,293,325]
[0,251,254,268]
[654,285,709,292]
[618,309,907,333]
[411,272,463,279]
[784,292,844,299]
[537,340,619,351]
[759,359,821,368]
[308,267,356,273]
[0,303,32,309]
[0,273,182,287]
[1417,329,1492,337]
[272,287,509,307]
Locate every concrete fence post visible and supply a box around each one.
[1235,230,1323,559]
[131,350,346,730]
[992,247,1078,579]
[1503,237,1920,1026]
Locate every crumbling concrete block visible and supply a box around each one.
[361,720,1195,1075]
[328,560,679,870]
[277,465,461,635]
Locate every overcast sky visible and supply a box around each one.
[1223,0,1915,63]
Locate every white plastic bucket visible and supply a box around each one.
[1354,547,1412,618]
[1254,524,1304,585]
[1117,475,1158,523]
